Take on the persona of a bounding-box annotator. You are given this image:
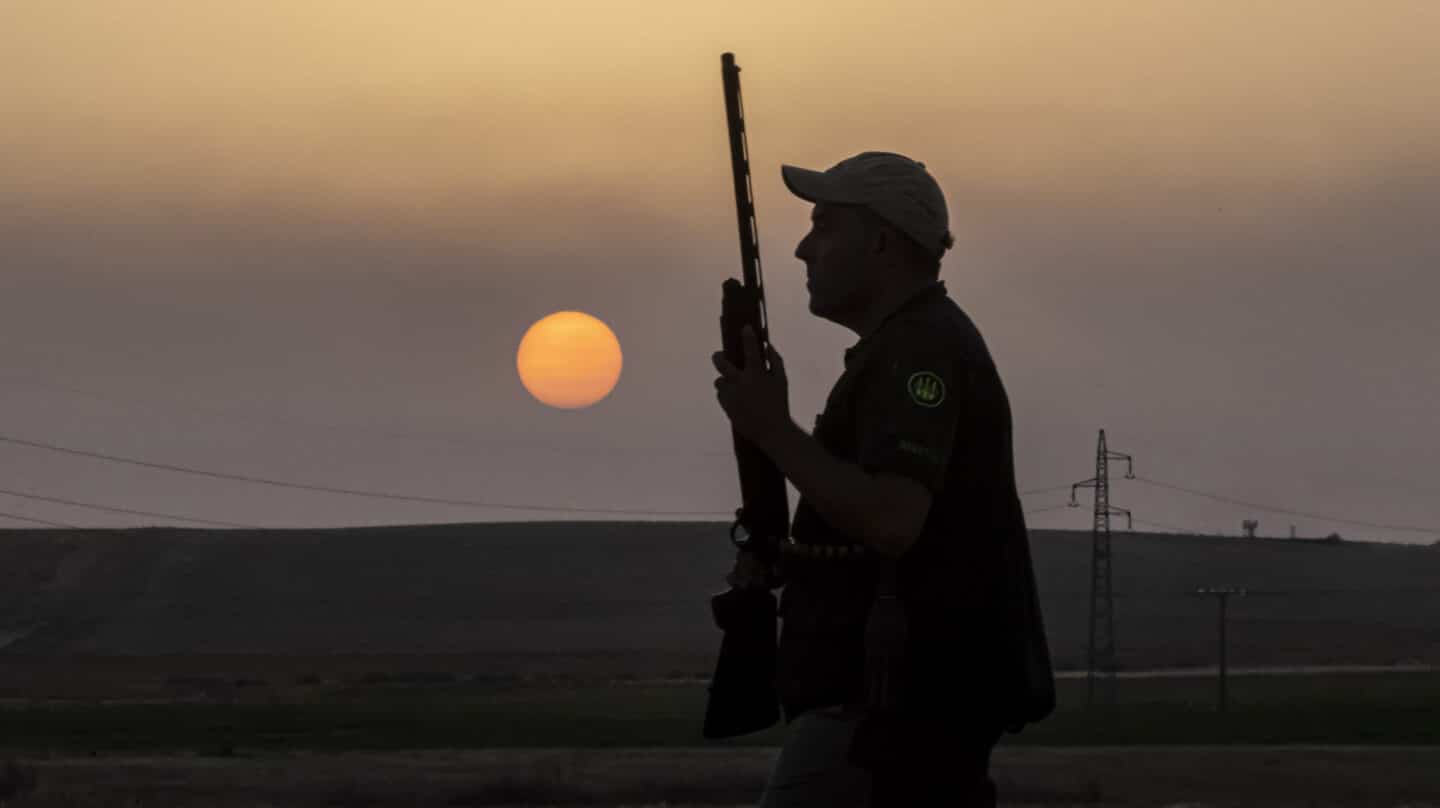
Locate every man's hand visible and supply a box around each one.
[712,324,793,449]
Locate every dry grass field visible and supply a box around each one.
[4,746,1440,806]
[0,671,1438,805]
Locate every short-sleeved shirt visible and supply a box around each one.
[777,280,1052,728]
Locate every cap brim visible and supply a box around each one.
[781,164,867,205]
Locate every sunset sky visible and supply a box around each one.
[3,2,1437,542]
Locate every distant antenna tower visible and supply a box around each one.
[1071,429,1133,707]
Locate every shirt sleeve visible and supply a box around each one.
[853,328,967,494]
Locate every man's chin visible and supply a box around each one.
[807,295,838,320]
[808,296,859,330]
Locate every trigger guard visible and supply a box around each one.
[729,508,750,548]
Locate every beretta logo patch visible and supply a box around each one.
[906,371,945,407]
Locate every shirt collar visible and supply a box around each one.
[843,280,946,369]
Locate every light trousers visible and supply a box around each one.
[758,704,1001,808]
[758,704,872,808]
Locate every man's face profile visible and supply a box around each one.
[795,202,882,326]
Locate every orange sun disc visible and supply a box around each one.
[515,311,623,409]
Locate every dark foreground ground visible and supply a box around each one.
[1,672,1438,805]
[4,746,1440,806]
[3,668,1439,752]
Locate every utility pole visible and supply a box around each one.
[1195,587,1246,712]
[1070,429,1133,707]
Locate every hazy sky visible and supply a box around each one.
[3,2,1438,543]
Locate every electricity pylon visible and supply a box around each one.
[1070,429,1133,707]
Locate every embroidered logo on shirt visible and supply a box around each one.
[907,371,946,407]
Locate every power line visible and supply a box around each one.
[0,373,732,459]
[1234,587,1440,595]
[1020,483,1075,496]
[0,486,255,528]
[0,509,77,528]
[1024,503,1071,516]
[1132,516,1193,533]
[0,432,734,517]
[7,374,1094,488]
[1098,587,1440,598]
[0,430,1081,520]
[7,378,1436,533]
[1133,475,1440,536]
[4,375,1111,486]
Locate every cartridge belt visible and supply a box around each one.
[780,538,867,560]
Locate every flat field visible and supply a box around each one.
[1,671,1439,805]
[3,669,1440,752]
[4,745,1440,807]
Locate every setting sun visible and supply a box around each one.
[515,311,623,409]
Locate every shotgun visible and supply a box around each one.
[702,52,791,740]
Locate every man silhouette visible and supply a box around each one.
[713,151,1054,807]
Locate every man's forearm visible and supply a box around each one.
[760,419,897,555]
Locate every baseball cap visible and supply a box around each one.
[781,151,955,258]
